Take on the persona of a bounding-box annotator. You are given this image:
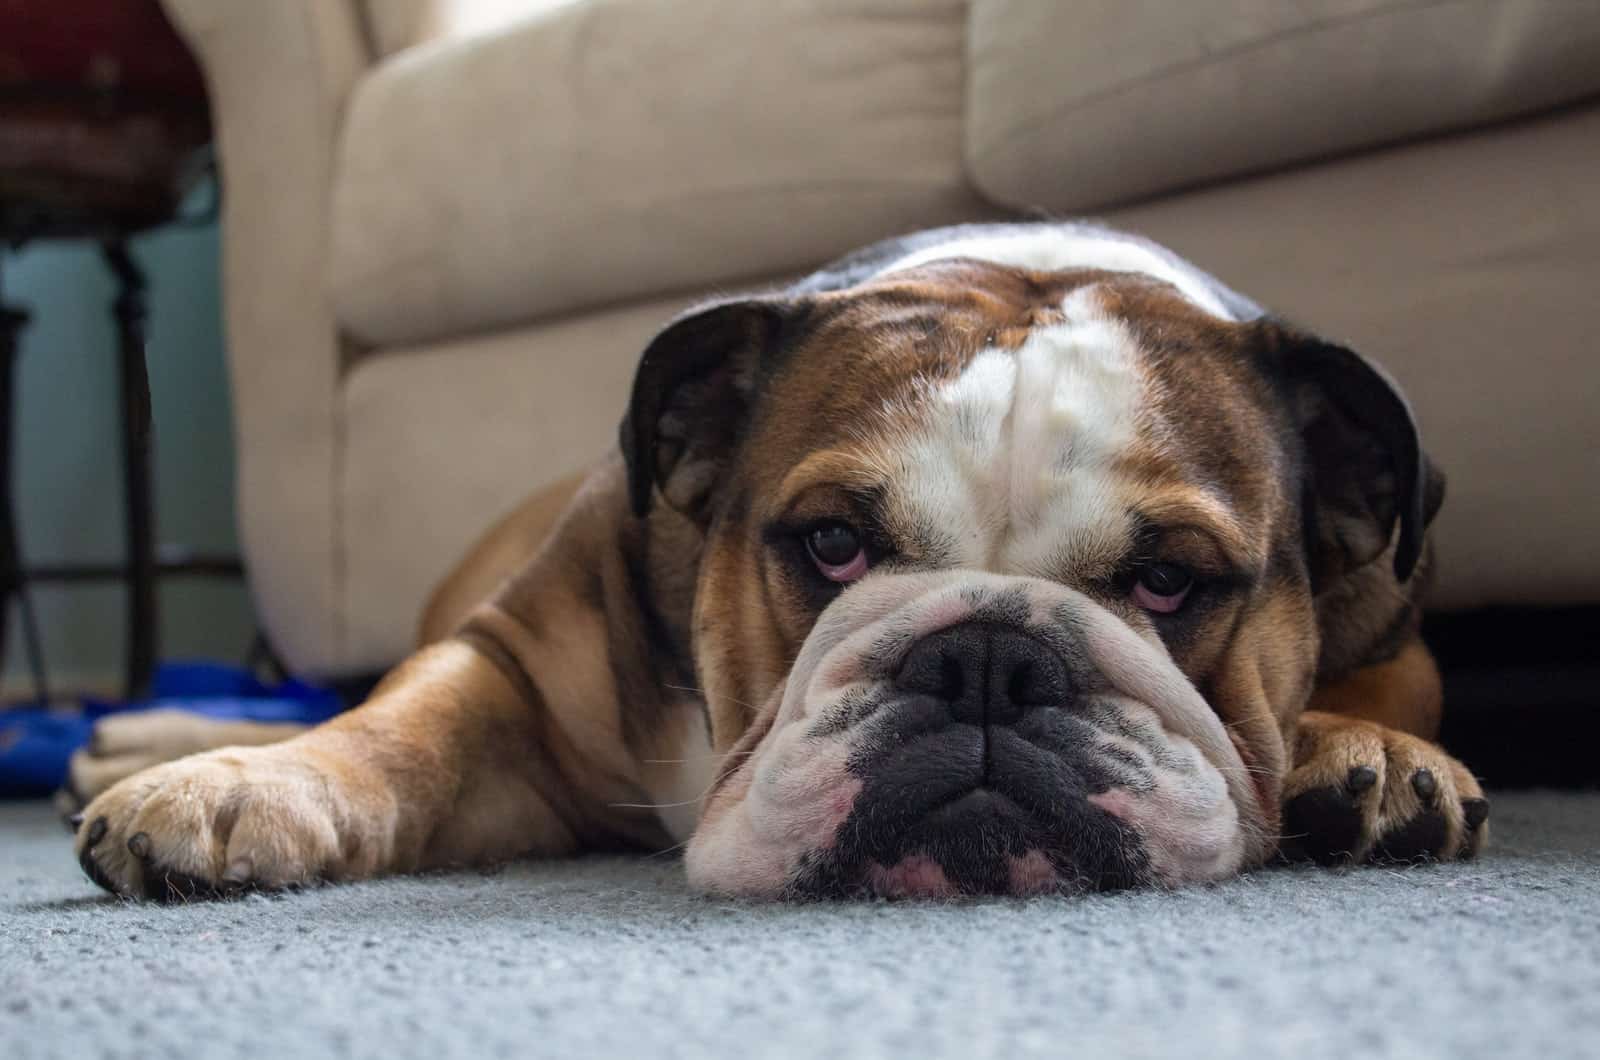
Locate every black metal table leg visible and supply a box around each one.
[101,239,157,699]
[0,257,51,704]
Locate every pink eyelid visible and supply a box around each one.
[1132,580,1190,613]
[815,549,869,583]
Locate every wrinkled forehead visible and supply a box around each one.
[741,258,1284,564]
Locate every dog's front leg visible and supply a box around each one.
[73,458,697,901]
[72,633,654,900]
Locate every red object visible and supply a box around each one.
[0,0,211,236]
[0,0,206,100]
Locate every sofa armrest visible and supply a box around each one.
[161,0,371,677]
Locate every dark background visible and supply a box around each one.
[1431,605,1598,787]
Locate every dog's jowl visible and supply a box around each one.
[74,223,1487,901]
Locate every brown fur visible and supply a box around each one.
[1308,637,1443,740]
[418,470,588,645]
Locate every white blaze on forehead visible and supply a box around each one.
[872,228,1240,322]
[892,286,1146,579]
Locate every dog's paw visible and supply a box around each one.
[57,710,309,825]
[1277,710,1488,867]
[72,745,381,901]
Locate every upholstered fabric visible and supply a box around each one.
[338,292,693,670]
[968,0,1600,212]
[329,0,979,348]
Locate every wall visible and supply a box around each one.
[2,208,254,698]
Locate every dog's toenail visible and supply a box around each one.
[1347,766,1378,793]
[1463,798,1490,830]
[127,832,151,859]
[1411,769,1438,801]
[77,847,116,893]
[86,818,108,846]
[67,811,86,829]
[221,858,253,886]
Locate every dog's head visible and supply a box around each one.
[621,232,1441,897]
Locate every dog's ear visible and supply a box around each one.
[620,297,797,521]
[1263,326,1445,585]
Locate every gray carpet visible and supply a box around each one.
[2,793,1597,1060]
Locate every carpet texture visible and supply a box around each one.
[2,793,1596,1060]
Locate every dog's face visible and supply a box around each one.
[623,248,1437,897]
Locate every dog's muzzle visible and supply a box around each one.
[686,573,1271,898]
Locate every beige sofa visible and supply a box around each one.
[161,0,1600,679]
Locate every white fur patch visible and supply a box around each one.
[889,287,1145,581]
[873,228,1239,321]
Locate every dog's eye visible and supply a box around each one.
[1132,562,1193,614]
[806,523,868,582]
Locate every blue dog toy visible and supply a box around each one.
[0,662,342,798]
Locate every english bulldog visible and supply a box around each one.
[72,222,1489,901]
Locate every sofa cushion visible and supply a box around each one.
[968,0,1600,212]
[339,290,691,671]
[332,0,979,348]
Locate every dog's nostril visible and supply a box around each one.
[895,634,968,701]
[1001,643,1071,709]
[1007,660,1035,706]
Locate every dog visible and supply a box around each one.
[72,222,1488,900]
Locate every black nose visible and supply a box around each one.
[894,622,1071,725]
